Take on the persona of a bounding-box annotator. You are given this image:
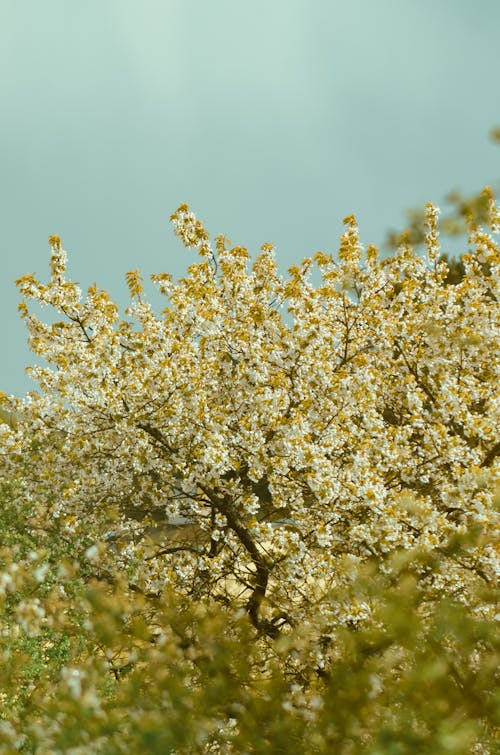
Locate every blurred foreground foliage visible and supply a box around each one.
[0,478,498,754]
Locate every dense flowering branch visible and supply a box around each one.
[4,198,499,647]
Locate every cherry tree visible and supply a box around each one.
[8,195,499,639]
[1,191,499,750]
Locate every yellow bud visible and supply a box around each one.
[49,234,62,250]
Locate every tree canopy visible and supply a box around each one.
[0,193,499,753]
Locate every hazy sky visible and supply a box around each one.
[2,0,499,394]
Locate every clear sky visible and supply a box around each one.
[1,0,499,395]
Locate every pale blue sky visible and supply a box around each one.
[2,0,499,394]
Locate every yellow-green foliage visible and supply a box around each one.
[0,480,498,753]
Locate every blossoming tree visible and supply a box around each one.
[1,191,499,751]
